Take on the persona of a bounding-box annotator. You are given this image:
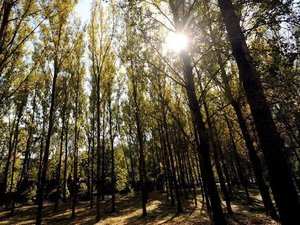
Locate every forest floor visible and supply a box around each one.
[0,189,279,225]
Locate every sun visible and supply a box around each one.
[165,32,188,53]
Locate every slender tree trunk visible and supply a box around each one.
[54,84,67,212]
[208,18,277,215]
[210,29,278,217]
[203,0,274,209]
[231,100,278,219]
[1,109,19,198]
[167,2,225,222]
[96,75,101,222]
[108,91,116,213]
[180,50,226,225]
[90,109,95,208]
[201,78,233,215]
[7,99,28,211]
[136,111,147,217]
[8,135,18,202]
[72,78,79,218]
[101,114,105,201]
[159,124,175,206]
[173,132,188,200]
[131,72,147,217]
[164,123,182,214]
[127,128,136,189]
[36,112,46,205]
[205,113,233,214]
[186,148,198,206]
[7,100,27,207]
[71,124,78,217]
[36,60,59,225]
[62,116,69,203]
[224,114,251,204]
[218,0,300,223]
[11,96,36,214]
[0,0,13,55]
[87,132,91,206]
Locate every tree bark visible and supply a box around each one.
[180,51,226,225]
[62,115,69,203]
[108,89,116,213]
[218,0,300,223]
[231,100,278,220]
[90,109,95,208]
[96,74,101,222]
[131,67,147,217]
[54,82,68,212]
[72,75,79,218]
[164,121,182,214]
[36,59,59,225]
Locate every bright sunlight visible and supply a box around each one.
[165,32,188,52]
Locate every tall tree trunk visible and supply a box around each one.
[127,126,136,190]
[186,147,198,206]
[131,72,147,217]
[36,111,46,205]
[164,122,182,213]
[0,0,14,55]
[36,59,59,225]
[200,73,233,214]
[202,0,276,215]
[167,2,225,223]
[203,100,233,215]
[231,100,278,219]
[180,51,226,225]
[101,114,105,201]
[96,74,101,221]
[90,109,95,208]
[62,116,69,203]
[108,91,116,213]
[72,76,79,218]
[8,133,19,200]
[159,124,175,206]
[224,114,251,204]
[54,83,68,212]
[11,93,36,214]
[173,131,188,200]
[1,107,20,199]
[218,0,300,223]
[7,100,26,210]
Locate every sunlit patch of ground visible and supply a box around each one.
[0,189,279,225]
[98,193,210,225]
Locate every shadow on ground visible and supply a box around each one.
[0,189,279,225]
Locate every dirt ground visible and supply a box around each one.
[0,189,280,225]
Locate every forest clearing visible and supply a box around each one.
[0,0,299,225]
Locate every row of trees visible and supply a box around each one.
[0,0,299,225]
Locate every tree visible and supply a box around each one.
[217,0,300,224]
[35,1,79,224]
[88,0,116,220]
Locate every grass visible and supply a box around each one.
[0,189,280,225]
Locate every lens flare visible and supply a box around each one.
[165,32,188,52]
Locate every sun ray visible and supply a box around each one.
[165,32,188,53]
